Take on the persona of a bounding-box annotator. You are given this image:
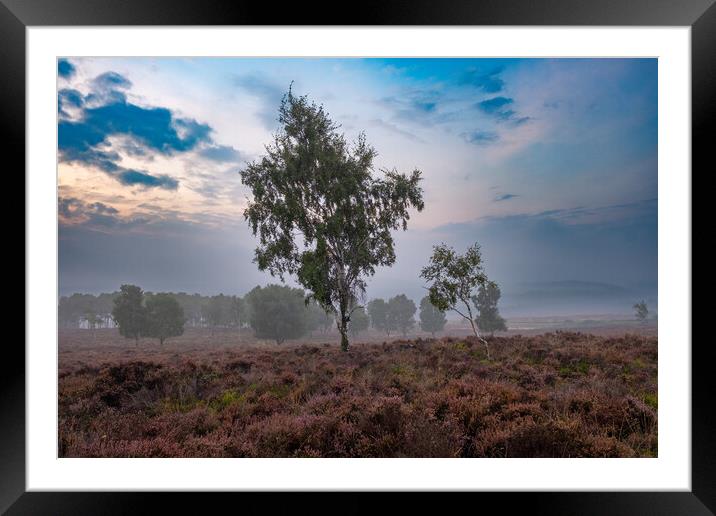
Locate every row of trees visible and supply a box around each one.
[68,280,506,347]
[109,283,359,346]
[220,285,503,345]
[59,291,248,330]
[364,285,506,340]
[59,292,117,329]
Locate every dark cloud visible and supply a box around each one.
[58,68,216,190]
[58,59,76,79]
[59,197,145,230]
[58,197,83,218]
[83,72,133,106]
[61,101,211,155]
[460,67,505,93]
[412,100,437,113]
[461,130,499,145]
[58,88,84,117]
[117,170,179,189]
[478,96,513,114]
[199,144,243,162]
[477,96,531,125]
[493,193,519,202]
[92,71,132,90]
[58,88,84,109]
[87,202,119,215]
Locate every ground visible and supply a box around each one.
[58,325,657,458]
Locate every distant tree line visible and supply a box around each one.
[59,290,248,330]
[59,292,118,329]
[61,279,507,347]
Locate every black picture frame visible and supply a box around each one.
[4,0,711,513]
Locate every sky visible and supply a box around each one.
[57,57,657,316]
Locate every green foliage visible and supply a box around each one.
[420,242,487,337]
[420,242,486,314]
[453,341,469,352]
[420,243,496,358]
[203,295,225,328]
[210,389,244,411]
[306,300,334,334]
[387,294,417,336]
[201,294,245,329]
[60,292,118,328]
[239,88,424,351]
[419,295,447,336]
[231,296,247,327]
[367,298,389,334]
[112,284,147,344]
[349,306,370,337]
[62,290,250,330]
[473,280,507,335]
[633,300,649,322]
[245,284,308,344]
[143,293,185,346]
[559,359,590,377]
[643,392,658,410]
[173,292,209,327]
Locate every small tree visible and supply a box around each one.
[367,298,390,335]
[473,280,507,336]
[633,300,649,322]
[245,284,308,344]
[349,306,370,337]
[112,284,147,346]
[239,88,424,351]
[419,295,447,337]
[144,294,185,346]
[420,242,492,358]
[388,294,416,336]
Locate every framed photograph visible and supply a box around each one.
[7,0,711,513]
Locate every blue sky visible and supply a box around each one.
[58,57,657,315]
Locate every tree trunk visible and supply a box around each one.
[336,289,351,351]
[340,329,349,352]
[337,311,350,352]
[465,301,490,360]
[338,311,350,351]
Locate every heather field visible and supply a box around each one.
[59,329,657,458]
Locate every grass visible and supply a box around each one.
[58,330,657,458]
